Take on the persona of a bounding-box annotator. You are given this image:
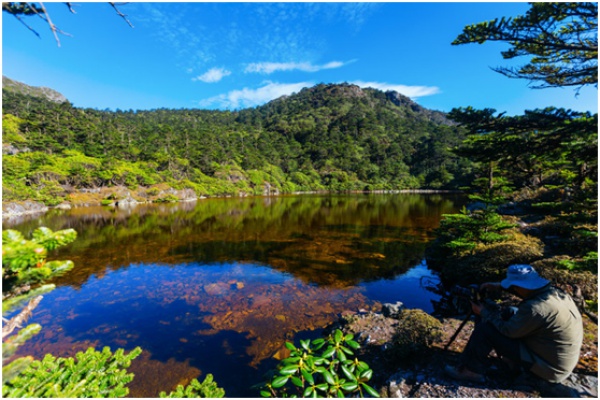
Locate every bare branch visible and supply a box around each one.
[65,2,76,14]
[110,2,134,28]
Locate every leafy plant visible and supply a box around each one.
[437,206,516,255]
[2,228,77,288]
[159,374,225,398]
[260,329,379,398]
[2,347,142,398]
[3,227,78,387]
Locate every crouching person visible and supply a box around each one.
[445,264,583,384]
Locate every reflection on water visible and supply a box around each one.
[5,194,464,397]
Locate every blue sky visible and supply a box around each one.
[2,2,597,115]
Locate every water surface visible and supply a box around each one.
[5,194,464,397]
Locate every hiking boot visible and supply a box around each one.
[444,365,485,383]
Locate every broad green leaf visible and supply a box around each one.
[360,382,380,397]
[271,376,288,388]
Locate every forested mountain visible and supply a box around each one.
[3,80,473,205]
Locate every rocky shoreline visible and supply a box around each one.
[1,187,459,219]
[327,304,598,398]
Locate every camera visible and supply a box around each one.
[451,284,481,304]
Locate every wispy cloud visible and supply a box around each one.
[193,67,232,83]
[200,81,313,109]
[245,60,351,75]
[350,81,440,98]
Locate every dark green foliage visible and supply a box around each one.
[452,2,598,89]
[159,374,225,398]
[260,329,379,398]
[2,347,142,398]
[437,206,516,255]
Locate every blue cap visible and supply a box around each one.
[501,264,550,290]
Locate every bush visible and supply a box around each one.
[3,347,142,398]
[390,309,443,360]
[159,374,225,398]
[260,329,379,398]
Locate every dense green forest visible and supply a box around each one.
[3,81,472,205]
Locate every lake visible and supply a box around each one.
[4,193,465,397]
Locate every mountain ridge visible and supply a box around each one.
[2,76,68,104]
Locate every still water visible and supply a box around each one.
[4,194,464,397]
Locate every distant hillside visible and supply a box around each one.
[2,76,68,103]
[2,80,474,205]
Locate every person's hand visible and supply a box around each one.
[479,282,501,291]
[471,300,483,316]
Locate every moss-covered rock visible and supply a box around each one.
[389,309,443,361]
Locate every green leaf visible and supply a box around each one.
[303,387,314,397]
[279,365,298,375]
[336,348,347,362]
[285,342,297,351]
[360,369,373,381]
[341,364,356,382]
[315,383,329,392]
[290,376,304,388]
[271,376,288,388]
[301,369,314,386]
[360,382,380,397]
[300,339,310,351]
[320,369,335,385]
[334,329,343,344]
[357,361,370,371]
[346,340,360,350]
[341,381,358,392]
[260,390,272,397]
[322,346,335,358]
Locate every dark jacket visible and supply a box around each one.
[481,285,583,383]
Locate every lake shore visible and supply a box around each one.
[2,187,461,219]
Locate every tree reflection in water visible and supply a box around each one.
[5,194,464,397]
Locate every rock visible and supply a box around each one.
[382,302,404,319]
[2,201,48,217]
[54,202,72,210]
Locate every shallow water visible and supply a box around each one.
[5,193,465,397]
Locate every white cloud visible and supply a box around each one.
[193,67,232,83]
[245,60,350,74]
[200,81,313,109]
[350,81,440,98]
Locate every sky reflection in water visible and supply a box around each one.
[7,194,464,397]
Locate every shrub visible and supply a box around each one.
[390,309,443,360]
[3,347,142,398]
[260,329,379,398]
[159,374,225,398]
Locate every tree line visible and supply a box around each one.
[3,83,472,205]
